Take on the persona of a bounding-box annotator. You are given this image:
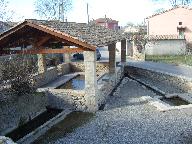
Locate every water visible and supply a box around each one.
[57,75,85,90]
[5,108,62,142]
[33,111,94,144]
[161,97,189,106]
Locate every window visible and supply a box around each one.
[179,22,182,25]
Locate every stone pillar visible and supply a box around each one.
[133,40,138,57]
[37,54,47,74]
[84,51,98,112]
[108,43,116,74]
[63,46,71,63]
[121,39,126,63]
[65,53,71,63]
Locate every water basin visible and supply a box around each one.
[57,75,85,90]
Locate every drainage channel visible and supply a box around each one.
[33,111,94,144]
[125,74,165,96]
[5,108,62,142]
[125,74,190,107]
[98,76,125,111]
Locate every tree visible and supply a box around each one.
[35,0,72,21]
[169,0,192,6]
[1,55,37,96]
[152,0,192,6]
[0,0,13,21]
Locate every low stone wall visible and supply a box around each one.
[33,62,109,88]
[0,92,48,135]
[125,66,192,92]
[46,65,123,112]
[47,89,86,111]
[145,39,186,55]
[98,74,116,106]
[70,62,109,78]
[57,63,70,75]
[97,66,124,107]
[33,67,58,87]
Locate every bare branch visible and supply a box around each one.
[34,0,72,21]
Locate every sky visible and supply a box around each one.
[7,0,171,26]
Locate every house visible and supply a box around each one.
[145,6,192,55]
[146,6,192,46]
[94,17,119,30]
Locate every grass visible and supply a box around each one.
[145,55,192,66]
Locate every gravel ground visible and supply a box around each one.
[44,78,192,144]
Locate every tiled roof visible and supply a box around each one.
[25,19,124,47]
[0,21,17,34]
[147,35,185,40]
[146,5,192,19]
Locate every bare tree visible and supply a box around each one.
[0,0,13,21]
[152,0,192,6]
[170,0,192,6]
[35,0,72,21]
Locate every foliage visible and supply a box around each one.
[145,55,192,66]
[35,0,72,21]
[1,55,37,96]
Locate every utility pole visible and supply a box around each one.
[87,3,90,24]
[59,0,65,22]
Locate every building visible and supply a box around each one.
[144,6,192,55]
[146,6,192,46]
[94,17,119,30]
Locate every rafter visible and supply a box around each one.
[36,36,51,47]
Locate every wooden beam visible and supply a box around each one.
[0,21,28,41]
[36,36,51,47]
[0,48,85,55]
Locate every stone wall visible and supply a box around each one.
[125,66,192,92]
[97,67,123,106]
[33,67,58,88]
[70,62,109,78]
[145,39,186,55]
[46,65,123,112]
[0,92,48,135]
[47,89,86,111]
[57,63,70,75]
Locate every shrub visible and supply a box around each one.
[1,55,37,96]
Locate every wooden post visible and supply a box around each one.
[63,46,71,63]
[121,39,126,62]
[108,43,116,74]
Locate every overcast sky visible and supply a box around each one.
[8,0,171,26]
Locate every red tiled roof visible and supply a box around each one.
[95,18,118,23]
[147,35,185,40]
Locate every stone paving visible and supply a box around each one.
[42,77,192,144]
